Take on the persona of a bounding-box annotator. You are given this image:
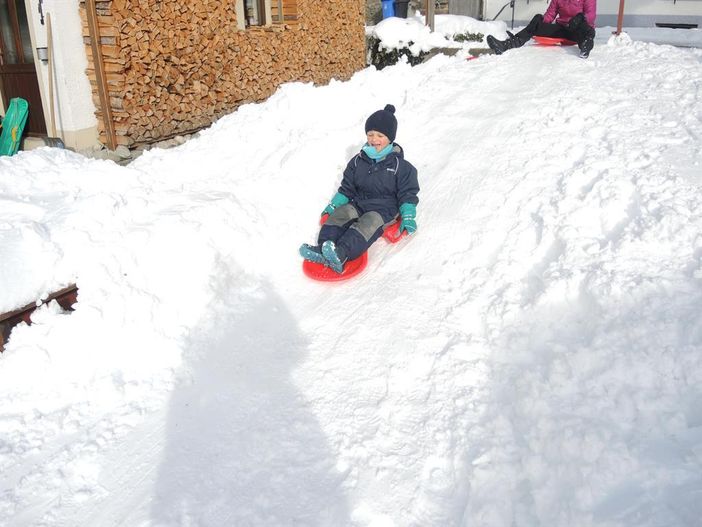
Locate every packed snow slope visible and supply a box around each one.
[1,35,702,526]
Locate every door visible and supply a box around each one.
[0,0,46,135]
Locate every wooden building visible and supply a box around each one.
[0,0,366,151]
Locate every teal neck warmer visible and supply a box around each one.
[362,143,394,161]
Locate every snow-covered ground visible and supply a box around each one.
[1,17,702,527]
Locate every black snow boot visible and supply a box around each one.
[579,37,594,58]
[568,12,595,58]
[486,31,527,55]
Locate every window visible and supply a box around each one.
[271,0,296,24]
[0,0,34,65]
[235,0,270,29]
[245,0,267,26]
[235,0,297,30]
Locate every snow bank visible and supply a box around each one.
[1,21,702,527]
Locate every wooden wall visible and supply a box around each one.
[80,0,365,147]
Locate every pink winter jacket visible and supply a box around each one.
[543,0,596,27]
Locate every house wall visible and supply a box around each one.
[485,0,702,27]
[23,0,100,149]
[81,0,365,147]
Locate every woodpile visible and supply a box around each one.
[79,0,365,148]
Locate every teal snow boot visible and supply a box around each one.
[321,240,346,274]
[299,243,325,264]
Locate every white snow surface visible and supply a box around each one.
[1,23,702,527]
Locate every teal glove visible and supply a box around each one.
[399,203,417,235]
[322,192,349,216]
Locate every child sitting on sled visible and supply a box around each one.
[486,0,597,59]
[299,104,419,274]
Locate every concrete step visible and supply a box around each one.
[20,136,66,152]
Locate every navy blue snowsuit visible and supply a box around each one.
[318,143,419,262]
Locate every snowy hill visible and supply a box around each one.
[1,26,702,527]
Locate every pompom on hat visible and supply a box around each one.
[365,104,397,142]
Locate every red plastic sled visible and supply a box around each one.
[381,220,405,244]
[303,215,407,282]
[303,253,368,282]
[533,36,576,46]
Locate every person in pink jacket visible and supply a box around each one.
[487,0,597,58]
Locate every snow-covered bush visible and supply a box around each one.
[365,14,506,68]
[366,35,429,69]
[452,31,484,43]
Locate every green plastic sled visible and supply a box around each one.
[0,98,29,156]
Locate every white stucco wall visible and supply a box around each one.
[24,0,99,148]
[486,0,702,27]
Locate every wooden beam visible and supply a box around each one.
[426,0,435,32]
[615,0,625,35]
[47,13,56,137]
[0,284,78,353]
[85,0,117,150]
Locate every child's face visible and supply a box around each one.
[366,130,391,152]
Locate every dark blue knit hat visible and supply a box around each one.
[365,104,397,142]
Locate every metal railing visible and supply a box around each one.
[492,0,516,29]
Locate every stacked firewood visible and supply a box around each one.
[79,0,365,147]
